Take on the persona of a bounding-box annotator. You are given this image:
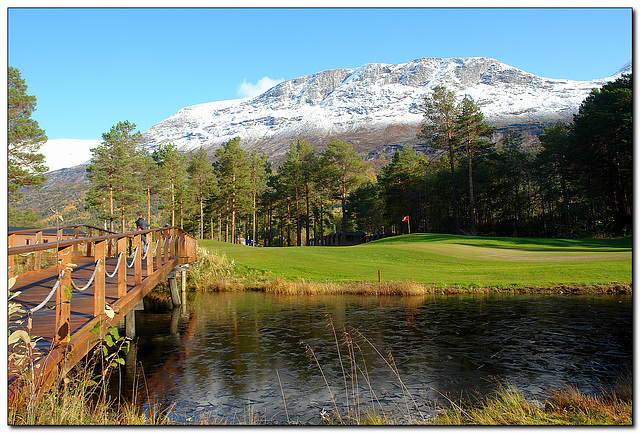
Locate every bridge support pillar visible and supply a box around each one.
[125,310,136,339]
[169,275,181,307]
[124,309,136,339]
[125,300,144,339]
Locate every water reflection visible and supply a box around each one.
[121,292,632,424]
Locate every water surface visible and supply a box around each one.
[118,292,632,424]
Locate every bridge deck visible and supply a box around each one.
[12,255,167,352]
[8,226,197,400]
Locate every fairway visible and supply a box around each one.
[198,234,632,289]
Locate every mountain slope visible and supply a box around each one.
[140,57,629,162]
[14,56,630,223]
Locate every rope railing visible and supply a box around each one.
[105,252,125,278]
[9,227,197,323]
[126,246,139,268]
[15,270,64,314]
[69,259,102,292]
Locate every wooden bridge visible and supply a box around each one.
[8,224,197,400]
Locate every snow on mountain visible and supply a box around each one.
[141,57,629,162]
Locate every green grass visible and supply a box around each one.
[199,234,631,289]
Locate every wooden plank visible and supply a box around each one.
[94,241,105,317]
[134,234,142,286]
[9,227,198,397]
[35,231,43,271]
[117,237,127,297]
[55,246,71,346]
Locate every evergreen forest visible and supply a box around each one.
[9,67,632,243]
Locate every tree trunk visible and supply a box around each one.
[305,183,310,246]
[448,144,460,235]
[170,182,175,227]
[467,146,476,236]
[252,193,257,247]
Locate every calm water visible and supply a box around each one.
[115,292,632,424]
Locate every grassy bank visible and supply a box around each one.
[433,376,632,425]
[193,234,631,294]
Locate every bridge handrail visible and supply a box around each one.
[9,226,197,343]
[8,224,118,237]
[8,226,198,399]
[8,227,192,256]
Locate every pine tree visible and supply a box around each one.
[86,121,143,232]
[153,143,188,227]
[537,123,573,233]
[188,146,216,239]
[323,139,371,245]
[378,146,428,233]
[572,74,632,234]
[456,96,494,235]
[247,150,270,246]
[214,137,251,244]
[8,66,48,202]
[418,86,462,234]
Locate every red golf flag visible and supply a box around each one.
[402,215,409,222]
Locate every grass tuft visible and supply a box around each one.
[434,375,632,426]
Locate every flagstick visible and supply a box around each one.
[408,217,411,234]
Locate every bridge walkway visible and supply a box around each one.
[8,225,197,400]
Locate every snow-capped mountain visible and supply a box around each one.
[140,57,630,162]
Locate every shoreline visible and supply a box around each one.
[150,279,631,302]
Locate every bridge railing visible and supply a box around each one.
[8,224,119,275]
[8,226,197,346]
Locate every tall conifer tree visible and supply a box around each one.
[214,137,251,244]
[247,150,270,246]
[456,96,494,235]
[418,86,461,234]
[323,139,370,245]
[153,143,188,227]
[86,120,143,232]
[8,66,48,202]
[188,146,216,239]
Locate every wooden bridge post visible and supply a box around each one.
[8,233,15,278]
[116,237,127,297]
[87,227,93,257]
[163,230,169,263]
[94,240,106,317]
[55,246,72,345]
[156,231,163,267]
[177,231,183,258]
[73,226,79,260]
[174,228,179,257]
[168,271,181,306]
[145,232,153,276]
[34,230,43,271]
[134,234,142,286]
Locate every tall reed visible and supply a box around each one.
[302,317,428,425]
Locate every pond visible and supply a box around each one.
[113,291,632,424]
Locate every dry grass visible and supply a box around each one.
[8,355,166,425]
[259,279,432,296]
[434,375,632,425]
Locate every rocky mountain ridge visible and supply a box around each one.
[14,56,630,220]
[139,56,630,163]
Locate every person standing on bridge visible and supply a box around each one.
[136,214,150,254]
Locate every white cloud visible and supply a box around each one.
[237,76,284,98]
[40,138,101,172]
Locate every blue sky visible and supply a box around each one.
[7,7,633,148]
